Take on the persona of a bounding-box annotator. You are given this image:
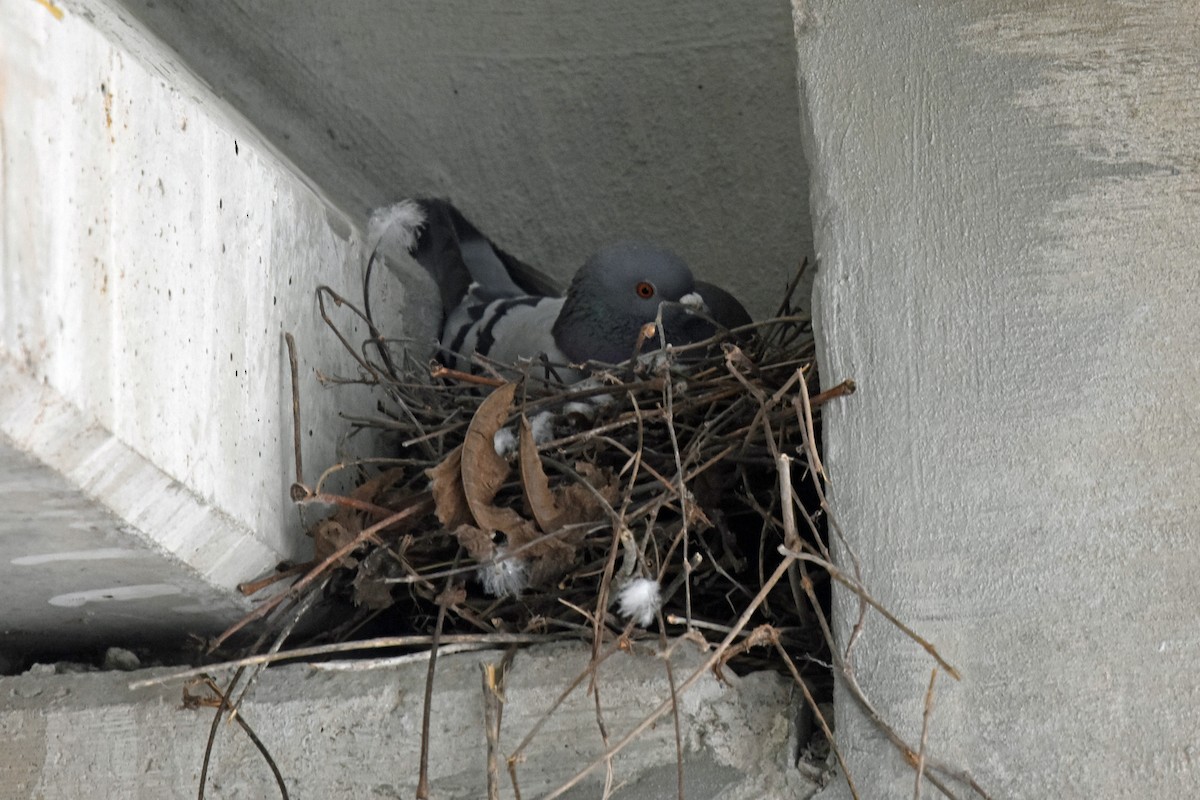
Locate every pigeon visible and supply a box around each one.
[370,198,750,380]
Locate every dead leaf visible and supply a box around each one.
[527,546,577,588]
[461,383,517,521]
[350,467,408,504]
[352,551,396,611]
[427,446,472,529]
[460,383,538,541]
[436,584,468,607]
[312,467,413,564]
[542,462,620,538]
[444,383,580,586]
[453,524,496,563]
[518,415,568,533]
[312,517,356,564]
[575,463,619,505]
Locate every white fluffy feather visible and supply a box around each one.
[529,410,556,445]
[493,427,518,458]
[617,578,662,627]
[477,547,529,598]
[368,199,426,253]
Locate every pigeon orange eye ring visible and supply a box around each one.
[636,281,656,299]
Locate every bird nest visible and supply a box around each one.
[219,266,844,674]
[159,262,991,799]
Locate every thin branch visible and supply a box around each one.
[915,667,940,800]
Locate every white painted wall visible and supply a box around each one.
[797,1,1200,796]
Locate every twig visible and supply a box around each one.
[311,643,489,671]
[770,635,858,800]
[209,495,433,649]
[194,673,289,800]
[131,632,556,690]
[417,587,453,799]
[430,363,506,387]
[541,553,798,799]
[658,613,686,800]
[480,651,514,800]
[777,545,960,681]
[284,332,304,487]
[506,640,625,776]
[915,667,939,800]
[809,378,857,408]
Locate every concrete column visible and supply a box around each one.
[796,1,1200,796]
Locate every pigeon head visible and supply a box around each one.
[553,242,703,365]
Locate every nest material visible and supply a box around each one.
[251,265,836,681]
[187,264,988,799]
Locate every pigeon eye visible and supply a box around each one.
[635,281,655,299]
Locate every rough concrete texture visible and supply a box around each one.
[77,0,812,320]
[1,0,406,644]
[0,642,816,799]
[0,425,247,662]
[796,1,1200,797]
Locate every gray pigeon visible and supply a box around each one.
[374,198,749,380]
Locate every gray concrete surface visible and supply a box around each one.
[2,0,405,647]
[797,1,1200,797]
[77,0,812,321]
[0,422,245,663]
[0,642,817,799]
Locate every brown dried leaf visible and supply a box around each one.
[530,462,618,538]
[453,524,496,563]
[459,383,579,585]
[526,546,577,588]
[352,570,395,611]
[574,462,619,505]
[518,415,567,533]
[349,467,408,504]
[436,584,468,607]
[312,517,356,564]
[685,500,713,531]
[427,446,472,529]
[461,383,527,536]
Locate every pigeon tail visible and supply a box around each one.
[396,198,560,316]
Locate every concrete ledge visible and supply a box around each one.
[1,642,816,799]
[0,359,279,593]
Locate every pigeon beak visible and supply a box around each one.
[678,292,707,312]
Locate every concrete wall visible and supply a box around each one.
[797,1,1200,796]
[1,0,400,653]
[91,0,813,320]
[9,0,1198,795]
